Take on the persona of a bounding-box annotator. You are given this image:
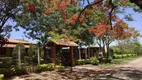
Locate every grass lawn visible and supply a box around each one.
[98,56,141,67]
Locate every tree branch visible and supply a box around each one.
[77,0,103,22]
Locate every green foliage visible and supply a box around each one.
[0,57,12,68]
[26,44,38,64]
[0,74,4,80]
[111,46,122,54]
[117,40,142,55]
[0,0,21,37]
[0,67,27,78]
[35,63,54,73]
[28,44,37,57]
[12,43,25,59]
[76,57,99,65]
[122,54,127,58]
[11,67,27,76]
[113,54,123,59]
[13,0,142,58]
[55,65,65,70]
[89,57,99,65]
[85,59,91,64]
[76,59,86,65]
[113,53,136,59]
[0,68,13,77]
[103,58,112,63]
[111,56,140,64]
[16,4,67,44]
[24,56,31,63]
[40,59,44,64]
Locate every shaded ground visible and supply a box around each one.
[10,57,142,80]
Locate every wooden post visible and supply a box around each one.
[70,46,75,66]
[52,45,56,68]
[88,48,90,58]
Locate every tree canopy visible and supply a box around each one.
[0,0,142,56]
[0,0,21,47]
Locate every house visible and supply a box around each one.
[0,39,32,57]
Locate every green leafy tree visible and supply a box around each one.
[0,0,21,42]
[129,0,142,9]
[12,43,25,68]
[12,43,25,59]
[119,39,142,55]
[0,0,21,48]
[28,44,37,58]
[15,0,141,59]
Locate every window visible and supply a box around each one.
[0,48,6,56]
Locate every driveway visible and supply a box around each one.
[11,57,142,80]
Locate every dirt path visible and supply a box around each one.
[94,57,142,80]
[116,57,142,70]
[10,57,142,80]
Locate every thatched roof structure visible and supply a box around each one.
[6,39,31,44]
[46,39,78,47]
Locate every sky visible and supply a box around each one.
[9,2,142,45]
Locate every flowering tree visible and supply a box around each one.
[89,18,140,57]
[15,0,141,58]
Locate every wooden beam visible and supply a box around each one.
[70,46,75,66]
[52,45,56,68]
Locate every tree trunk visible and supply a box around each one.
[85,48,87,59]
[37,47,40,65]
[18,47,21,69]
[102,40,106,56]
[78,48,81,59]
[106,44,110,58]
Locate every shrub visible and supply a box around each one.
[13,67,27,76]
[0,67,27,78]
[113,54,123,59]
[113,53,138,59]
[132,54,136,56]
[35,63,54,73]
[0,74,4,80]
[127,54,132,57]
[0,57,12,68]
[0,68,13,77]
[122,54,127,58]
[24,56,32,63]
[85,59,90,64]
[55,65,65,70]
[113,54,117,59]
[89,57,99,65]
[103,58,112,63]
[28,44,37,57]
[40,59,44,64]
[76,59,86,65]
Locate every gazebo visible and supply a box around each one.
[45,39,78,67]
